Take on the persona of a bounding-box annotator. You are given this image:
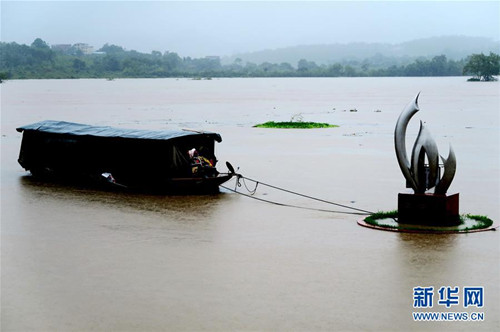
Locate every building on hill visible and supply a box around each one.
[73,43,94,55]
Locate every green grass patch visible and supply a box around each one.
[364,210,398,229]
[364,210,494,232]
[462,214,494,231]
[253,121,338,129]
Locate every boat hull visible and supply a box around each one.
[164,174,234,194]
[27,168,234,195]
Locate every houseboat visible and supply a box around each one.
[17,120,234,194]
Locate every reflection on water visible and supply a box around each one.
[397,232,458,251]
[18,174,228,218]
[395,233,459,278]
[15,174,236,246]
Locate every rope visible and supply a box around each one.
[223,174,374,216]
[240,176,259,195]
[220,185,370,216]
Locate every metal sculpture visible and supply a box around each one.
[395,93,456,195]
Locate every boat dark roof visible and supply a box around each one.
[16,120,222,142]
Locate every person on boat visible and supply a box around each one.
[188,148,215,176]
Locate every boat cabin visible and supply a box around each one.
[16,120,233,193]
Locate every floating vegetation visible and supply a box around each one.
[255,112,338,129]
[253,121,338,129]
[343,132,367,137]
[361,210,495,233]
[463,214,494,231]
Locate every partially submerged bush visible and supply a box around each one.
[254,121,338,129]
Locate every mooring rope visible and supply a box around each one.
[235,176,259,195]
[222,174,374,216]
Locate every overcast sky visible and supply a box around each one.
[1,1,499,57]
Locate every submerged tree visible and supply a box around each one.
[463,52,500,81]
[0,71,9,82]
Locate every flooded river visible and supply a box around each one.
[1,77,499,331]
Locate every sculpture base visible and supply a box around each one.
[398,193,460,226]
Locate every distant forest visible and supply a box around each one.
[0,38,497,79]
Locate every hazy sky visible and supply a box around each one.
[2,1,499,57]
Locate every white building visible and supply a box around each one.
[73,43,94,55]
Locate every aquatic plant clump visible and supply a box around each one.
[253,121,338,129]
[362,210,494,233]
[364,210,398,227]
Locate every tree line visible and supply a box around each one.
[1,38,498,81]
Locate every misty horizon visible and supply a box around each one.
[4,35,499,58]
[2,1,499,58]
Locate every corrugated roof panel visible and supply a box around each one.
[16,120,222,142]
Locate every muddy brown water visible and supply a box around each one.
[1,78,499,331]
